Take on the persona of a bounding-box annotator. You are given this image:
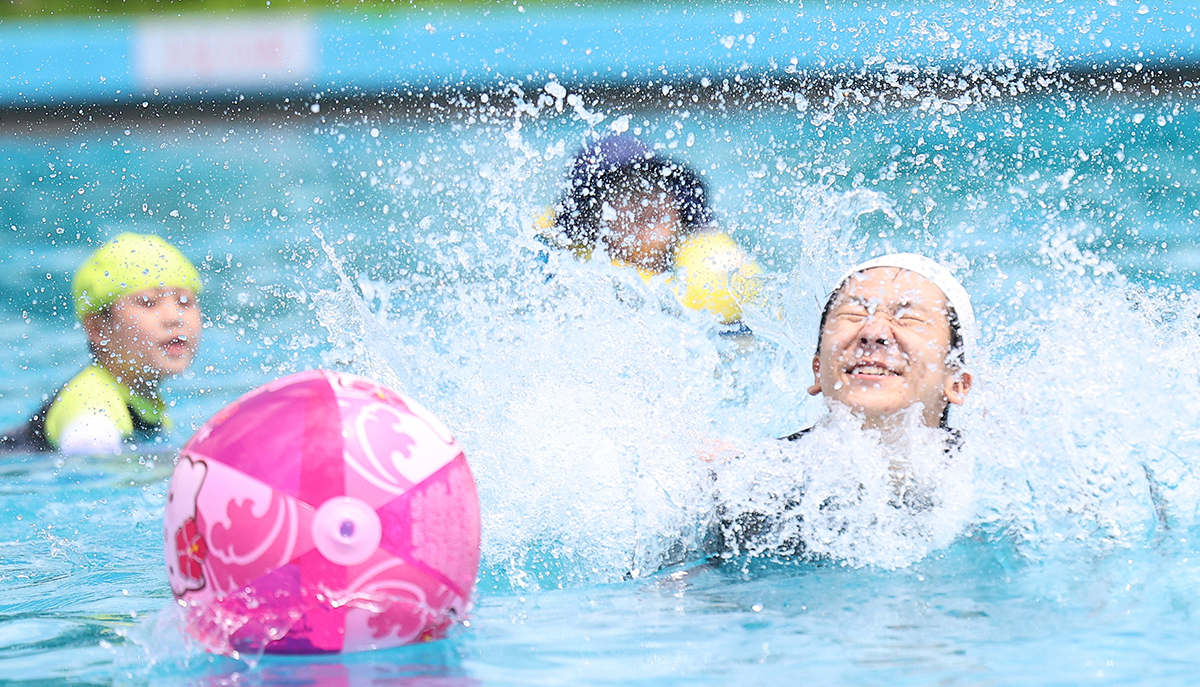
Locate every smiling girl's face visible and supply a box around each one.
[808,267,971,429]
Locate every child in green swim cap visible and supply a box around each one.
[1,233,203,454]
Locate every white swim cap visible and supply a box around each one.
[833,253,977,350]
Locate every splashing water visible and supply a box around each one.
[4,30,1200,681]
[713,405,974,570]
[302,97,1200,586]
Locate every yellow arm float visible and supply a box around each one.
[536,205,761,325]
[670,232,763,325]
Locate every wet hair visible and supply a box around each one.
[815,278,966,429]
[554,137,712,251]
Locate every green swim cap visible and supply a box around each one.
[73,233,202,320]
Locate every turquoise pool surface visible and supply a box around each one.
[3,68,1200,684]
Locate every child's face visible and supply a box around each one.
[95,287,202,383]
[600,191,681,273]
[808,268,970,429]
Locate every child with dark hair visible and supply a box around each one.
[710,253,977,560]
[542,135,761,328]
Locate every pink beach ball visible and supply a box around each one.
[163,370,481,656]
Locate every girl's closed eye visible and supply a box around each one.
[834,307,868,322]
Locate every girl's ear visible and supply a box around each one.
[82,312,109,350]
[808,356,822,396]
[944,371,973,406]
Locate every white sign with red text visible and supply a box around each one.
[134,18,316,90]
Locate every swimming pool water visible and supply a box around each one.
[3,67,1200,684]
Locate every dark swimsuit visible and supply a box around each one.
[0,376,165,455]
[710,426,962,558]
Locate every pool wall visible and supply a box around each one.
[2,1,1198,109]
